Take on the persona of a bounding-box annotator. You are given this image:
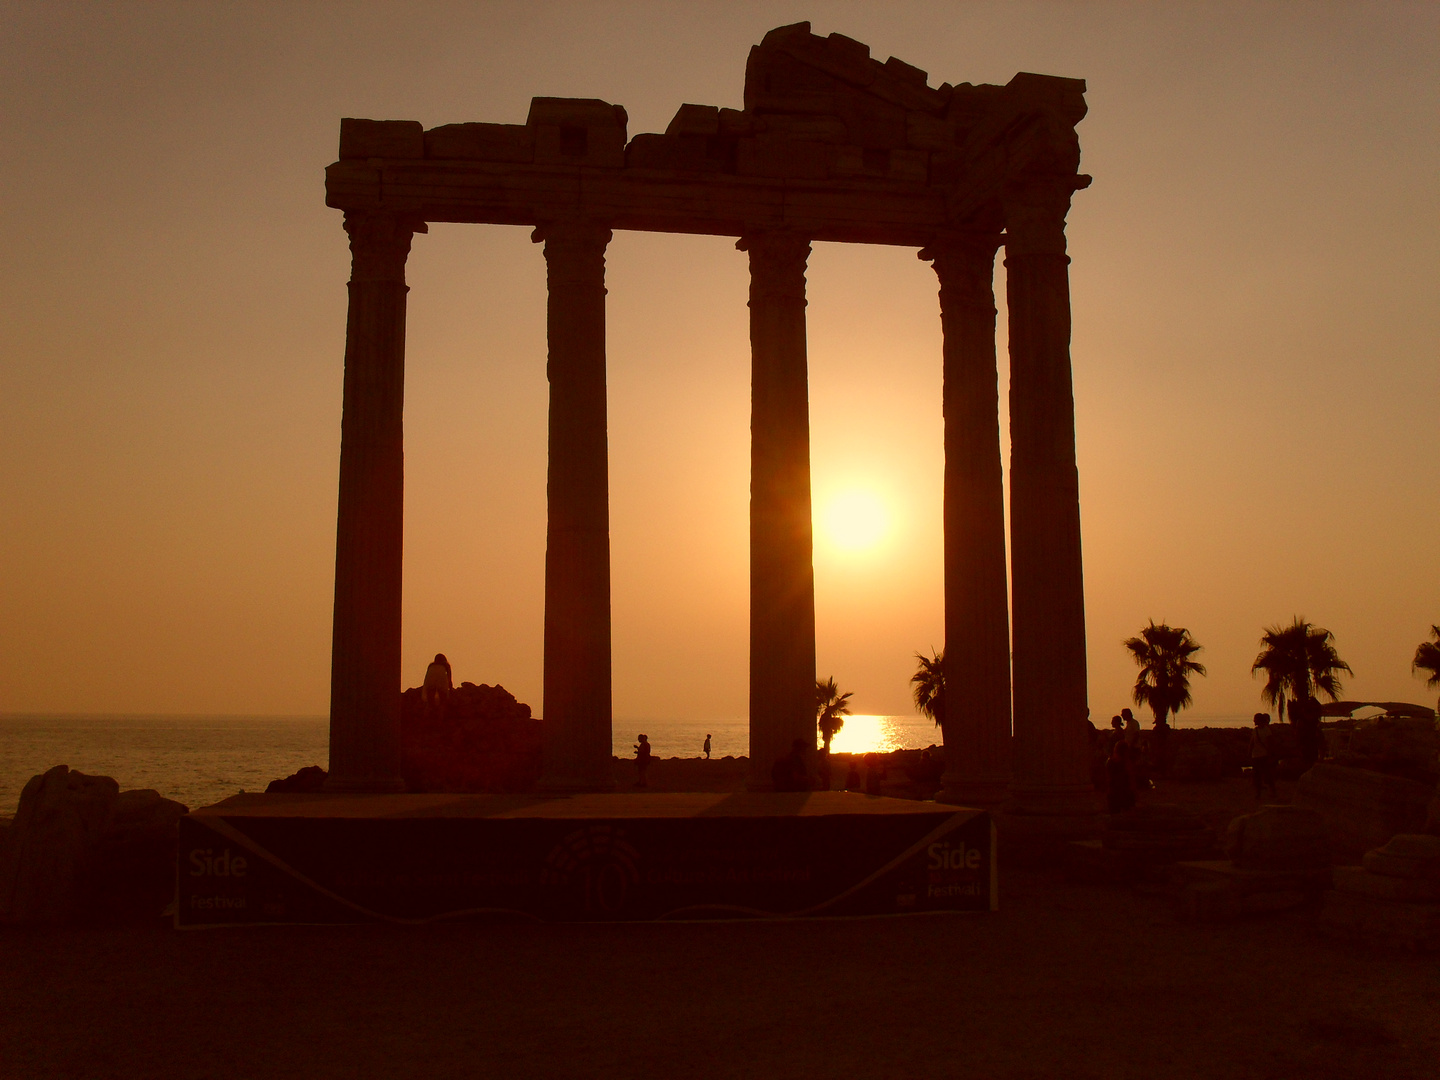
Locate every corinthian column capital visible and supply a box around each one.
[737,231,811,306]
[533,219,613,289]
[343,211,427,283]
[1002,176,1088,259]
[919,227,1003,314]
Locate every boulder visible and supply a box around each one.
[1224,805,1330,871]
[1294,763,1433,860]
[1362,833,1440,882]
[0,766,119,923]
[401,681,542,792]
[0,767,187,924]
[1332,865,1440,904]
[1100,804,1214,861]
[1333,717,1440,785]
[81,789,187,922]
[266,765,328,793]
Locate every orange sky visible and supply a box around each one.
[2,2,1436,722]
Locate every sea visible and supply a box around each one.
[0,711,1257,816]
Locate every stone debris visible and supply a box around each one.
[1293,763,1433,860]
[1066,804,1215,884]
[0,765,186,924]
[1320,833,1440,951]
[1224,804,1331,871]
[1175,806,1332,921]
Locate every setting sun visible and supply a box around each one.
[819,489,890,553]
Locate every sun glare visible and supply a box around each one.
[820,489,890,553]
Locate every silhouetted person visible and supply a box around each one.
[845,759,862,791]
[703,734,711,760]
[863,752,883,796]
[817,749,832,791]
[771,738,811,792]
[1250,712,1277,799]
[634,734,652,788]
[1122,708,1140,750]
[423,653,453,716]
[1106,742,1136,813]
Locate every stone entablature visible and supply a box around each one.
[325,22,1088,245]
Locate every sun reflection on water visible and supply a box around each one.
[827,715,937,755]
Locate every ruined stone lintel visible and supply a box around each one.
[325,160,954,247]
[326,211,427,793]
[1002,180,1094,815]
[742,230,817,791]
[537,218,616,793]
[920,227,1012,807]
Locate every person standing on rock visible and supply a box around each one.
[634,734,653,788]
[422,653,453,716]
[703,734,711,760]
[1250,712,1277,800]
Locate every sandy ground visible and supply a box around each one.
[3,867,1437,1080]
[3,775,1436,1079]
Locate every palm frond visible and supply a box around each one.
[911,649,945,726]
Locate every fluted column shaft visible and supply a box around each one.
[741,231,817,789]
[921,229,1013,806]
[1004,181,1093,813]
[327,211,425,792]
[538,220,615,792]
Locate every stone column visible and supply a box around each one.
[1003,178,1096,825]
[919,227,1013,807]
[326,210,426,793]
[740,231,817,790]
[536,220,615,792]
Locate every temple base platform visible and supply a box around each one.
[176,791,994,927]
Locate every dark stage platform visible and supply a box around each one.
[176,791,994,927]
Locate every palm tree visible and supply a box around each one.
[1251,617,1352,722]
[911,649,945,727]
[1412,625,1440,717]
[815,677,853,753]
[1123,621,1207,726]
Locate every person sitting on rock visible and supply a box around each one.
[422,653,453,715]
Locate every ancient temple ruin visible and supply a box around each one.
[322,23,1094,828]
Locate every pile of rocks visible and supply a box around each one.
[1321,832,1440,950]
[1176,805,1332,920]
[401,682,543,793]
[0,765,186,924]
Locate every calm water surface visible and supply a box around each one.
[0,711,1253,815]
